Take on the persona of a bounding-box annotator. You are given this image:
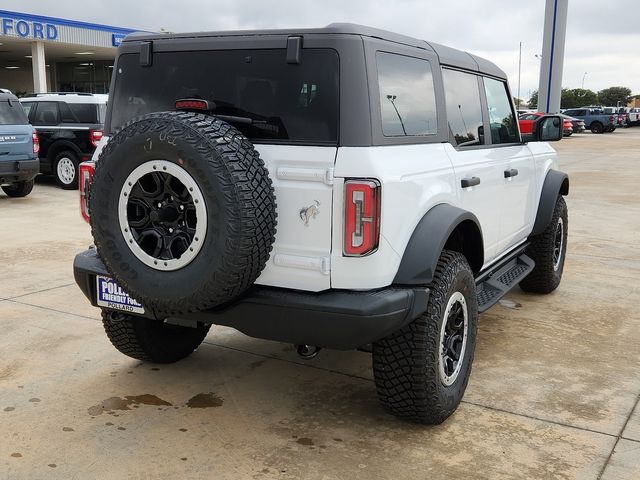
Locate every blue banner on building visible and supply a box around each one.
[112,33,127,47]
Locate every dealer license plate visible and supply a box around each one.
[96,275,145,314]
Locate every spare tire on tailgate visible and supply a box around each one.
[90,111,277,315]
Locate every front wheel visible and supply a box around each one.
[54,150,80,190]
[520,196,568,294]
[102,310,211,363]
[2,180,34,198]
[372,251,478,424]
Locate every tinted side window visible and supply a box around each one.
[376,52,437,136]
[483,77,519,144]
[32,102,60,125]
[442,69,484,147]
[20,102,34,120]
[59,102,98,123]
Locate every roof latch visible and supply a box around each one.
[286,36,303,64]
[139,41,153,67]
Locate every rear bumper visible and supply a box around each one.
[0,158,39,185]
[74,249,429,350]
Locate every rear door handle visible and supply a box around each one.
[461,177,481,188]
[504,168,519,178]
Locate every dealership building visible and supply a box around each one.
[0,10,140,95]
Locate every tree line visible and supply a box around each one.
[527,86,634,110]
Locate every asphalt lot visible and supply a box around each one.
[1,129,639,480]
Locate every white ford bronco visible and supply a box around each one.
[74,24,569,424]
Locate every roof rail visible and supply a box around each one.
[22,92,95,97]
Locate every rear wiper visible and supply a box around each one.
[175,98,269,126]
[213,114,266,125]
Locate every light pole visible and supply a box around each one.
[517,41,522,110]
[386,95,407,135]
[582,72,588,89]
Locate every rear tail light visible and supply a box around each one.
[343,179,381,256]
[609,115,615,123]
[89,129,103,148]
[32,131,39,155]
[79,161,95,223]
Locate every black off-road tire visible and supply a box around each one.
[520,196,568,294]
[590,122,604,134]
[90,111,277,315]
[372,251,478,424]
[102,310,210,363]
[2,179,34,197]
[54,150,80,190]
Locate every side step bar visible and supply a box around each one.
[475,250,535,313]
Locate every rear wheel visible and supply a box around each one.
[590,122,603,134]
[520,196,568,294]
[102,310,210,363]
[54,150,80,190]
[372,251,478,424]
[2,179,34,198]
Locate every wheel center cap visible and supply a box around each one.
[158,205,179,223]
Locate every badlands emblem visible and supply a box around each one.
[299,200,320,227]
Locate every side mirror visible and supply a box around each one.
[530,115,563,142]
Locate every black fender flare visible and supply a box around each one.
[531,169,569,236]
[393,204,483,285]
[47,140,83,163]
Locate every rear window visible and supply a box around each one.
[59,102,99,124]
[0,99,28,125]
[110,49,339,144]
[376,52,437,136]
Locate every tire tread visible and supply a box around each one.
[90,112,277,315]
[372,250,477,424]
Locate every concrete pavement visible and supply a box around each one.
[1,130,639,479]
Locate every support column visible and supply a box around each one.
[537,0,568,113]
[31,41,47,93]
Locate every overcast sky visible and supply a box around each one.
[4,0,640,99]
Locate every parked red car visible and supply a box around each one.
[519,112,573,136]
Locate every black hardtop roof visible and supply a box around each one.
[122,23,507,79]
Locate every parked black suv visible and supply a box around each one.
[20,93,106,189]
[0,91,39,197]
